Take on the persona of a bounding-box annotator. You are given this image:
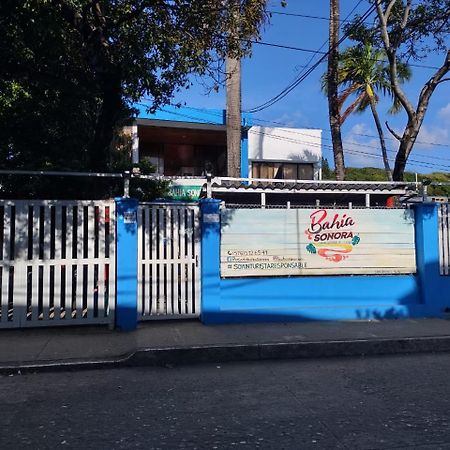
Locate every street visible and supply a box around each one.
[1,354,450,449]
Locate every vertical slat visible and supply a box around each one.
[1,266,8,324]
[186,261,193,315]
[172,209,180,315]
[42,204,51,261]
[107,202,116,322]
[151,262,157,315]
[87,263,95,319]
[193,208,201,315]
[185,209,194,314]
[97,263,105,318]
[3,204,11,262]
[179,208,186,313]
[88,204,95,259]
[166,208,173,314]
[76,206,84,319]
[144,207,151,316]
[97,204,106,319]
[42,265,50,320]
[32,205,40,261]
[137,206,143,316]
[13,203,29,326]
[53,206,62,320]
[32,265,39,321]
[180,263,187,314]
[66,265,73,320]
[158,207,164,261]
[65,206,73,320]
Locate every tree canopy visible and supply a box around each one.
[0,0,268,174]
[344,0,450,181]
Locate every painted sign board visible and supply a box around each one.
[220,208,416,277]
[168,179,204,201]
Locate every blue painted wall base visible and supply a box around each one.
[200,201,449,325]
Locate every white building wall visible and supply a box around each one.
[248,126,322,162]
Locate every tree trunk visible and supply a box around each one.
[327,0,345,180]
[369,97,393,181]
[226,56,242,178]
[89,74,123,171]
[392,125,417,181]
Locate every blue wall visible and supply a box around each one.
[200,200,449,324]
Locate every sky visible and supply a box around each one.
[167,0,450,174]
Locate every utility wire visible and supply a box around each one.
[156,107,450,171]
[245,2,376,114]
[250,40,441,70]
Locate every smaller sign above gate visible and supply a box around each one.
[168,179,204,201]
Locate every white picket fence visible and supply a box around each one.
[439,204,450,275]
[0,200,116,328]
[137,203,201,320]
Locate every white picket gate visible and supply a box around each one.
[137,203,201,320]
[0,200,116,328]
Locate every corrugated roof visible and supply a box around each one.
[210,180,417,195]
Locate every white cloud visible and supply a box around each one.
[272,111,305,128]
[342,123,392,168]
[438,103,450,124]
[415,125,449,150]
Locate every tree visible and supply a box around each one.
[0,0,268,172]
[323,43,411,181]
[327,0,346,180]
[346,0,450,181]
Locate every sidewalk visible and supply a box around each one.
[2,318,450,373]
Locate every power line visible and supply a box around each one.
[268,10,369,23]
[248,41,439,70]
[156,107,450,171]
[250,40,441,70]
[163,105,450,152]
[251,115,450,151]
[245,2,377,114]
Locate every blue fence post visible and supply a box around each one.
[199,198,221,324]
[115,197,139,331]
[414,203,444,316]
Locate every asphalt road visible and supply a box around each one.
[1,354,450,449]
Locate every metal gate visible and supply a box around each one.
[0,200,116,328]
[137,203,201,320]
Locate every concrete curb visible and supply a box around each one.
[3,335,450,374]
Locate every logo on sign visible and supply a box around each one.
[304,209,360,262]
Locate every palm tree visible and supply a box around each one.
[323,43,411,181]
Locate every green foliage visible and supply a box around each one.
[321,158,335,180]
[0,0,268,173]
[344,0,450,60]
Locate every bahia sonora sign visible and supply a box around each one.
[220,208,416,277]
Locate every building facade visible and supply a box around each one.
[128,105,322,180]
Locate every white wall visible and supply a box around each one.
[248,126,322,163]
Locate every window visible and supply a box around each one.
[252,162,314,180]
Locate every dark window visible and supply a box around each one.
[251,162,314,180]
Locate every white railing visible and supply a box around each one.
[0,200,116,328]
[137,203,201,319]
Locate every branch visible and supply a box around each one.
[385,121,402,141]
[400,0,412,30]
[375,0,415,120]
[417,50,450,122]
